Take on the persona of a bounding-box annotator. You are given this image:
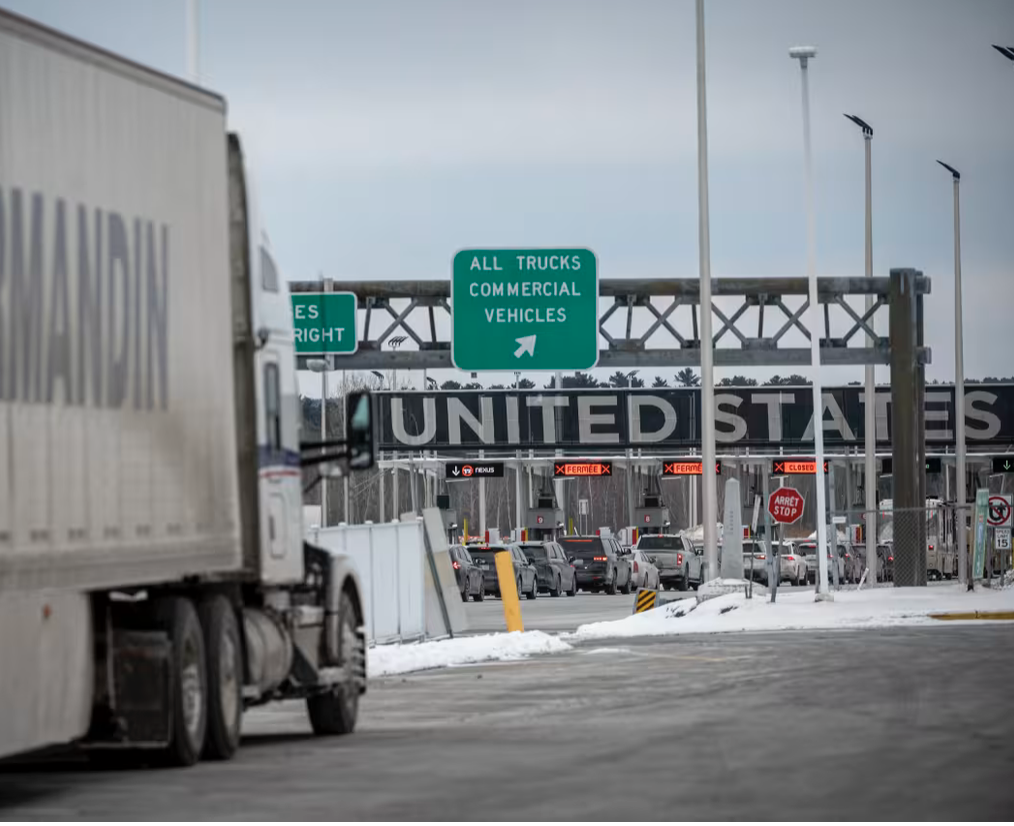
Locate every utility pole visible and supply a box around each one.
[845,113,877,584]
[938,160,966,584]
[790,45,830,597]
[696,0,719,582]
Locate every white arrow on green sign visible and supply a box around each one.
[292,292,358,355]
[451,248,599,371]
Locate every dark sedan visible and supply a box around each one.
[450,544,484,602]
[520,541,577,597]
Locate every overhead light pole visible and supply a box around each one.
[185,0,200,84]
[696,0,719,582]
[790,45,830,596]
[844,113,877,584]
[992,45,1014,63]
[937,160,966,585]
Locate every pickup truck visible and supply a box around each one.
[635,533,702,591]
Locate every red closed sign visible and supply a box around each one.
[768,487,805,524]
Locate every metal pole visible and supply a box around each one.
[626,449,635,528]
[409,456,418,515]
[946,167,968,584]
[763,472,775,602]
[320,278,332,527]
[515,451,523,535]
[862,127,878,585]
[696,0,719,580]
[829,461,840,589]
[185,0,200,84]
[554,370,564,518]
[479,448,487,535]
[379,454,386,523]
[392,457,400,520]
[791,46,830,595]
[343,371,350,522]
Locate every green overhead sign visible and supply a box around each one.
[291,292,358,355]
[451,248,599,371]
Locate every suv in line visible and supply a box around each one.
[557,535,632,594]
[520,541,578,597]
[466,543,539,600]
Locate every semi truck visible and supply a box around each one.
[0,9,370,766]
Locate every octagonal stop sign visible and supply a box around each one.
[768,486,805,524]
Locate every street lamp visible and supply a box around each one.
[937,159,967,586]
[696,0,719,583]
[992,45,1014,62]
[789,44,830,597]
[844,112,877,584]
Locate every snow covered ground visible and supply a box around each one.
[568,583,1014,641]
[368,630,572,677]
[367,584,1014,677]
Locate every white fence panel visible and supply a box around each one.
[310,521,426,645]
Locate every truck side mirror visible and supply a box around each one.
[346,391,375,470]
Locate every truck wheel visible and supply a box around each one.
[307,596,361,736]
[605,574,617,595]
[677,569,688,591]
[550,575,561,597]
[199,596,243,761]
[620,574,632,595]
[567,575,577,597]
[474,586,484,602]
[155,596,208,766]
[527,576,538,600]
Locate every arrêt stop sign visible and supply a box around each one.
[768,487,805,524]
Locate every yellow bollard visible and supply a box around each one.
[495,551,524,633]
[568,516,574,536]
[463,517,469,542]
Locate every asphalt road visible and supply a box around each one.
[464,582,812,634]
[3,625,1012,820]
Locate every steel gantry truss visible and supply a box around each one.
[291,271,931,370]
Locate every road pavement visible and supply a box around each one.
[464,582,812,634]
[3,625,1011,820]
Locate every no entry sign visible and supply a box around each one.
[987,494,1013,528]
[768,487,805,525]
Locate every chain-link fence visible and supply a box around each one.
[843,503,1014,588]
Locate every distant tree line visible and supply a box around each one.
[435,370,813,390]
[432,372,1012,391]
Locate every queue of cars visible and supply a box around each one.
[451,532,897,603]
[794,540,894,584]
[450,535,655,600]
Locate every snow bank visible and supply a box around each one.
[368,631,572,677]
[568,583,1014,641]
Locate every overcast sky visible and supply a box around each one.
[5,0,1013,392]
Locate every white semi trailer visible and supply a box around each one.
[0,10,370,766]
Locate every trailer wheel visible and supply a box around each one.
[155,596,208,766]
[199,596,243,760]
[307,595,361,736]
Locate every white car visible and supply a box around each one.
[742,540,805,585]
[628,549,661,591]
[796,541,846,584]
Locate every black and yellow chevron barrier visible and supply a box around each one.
[634,588,658,614]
